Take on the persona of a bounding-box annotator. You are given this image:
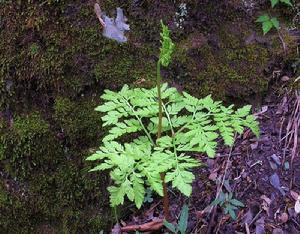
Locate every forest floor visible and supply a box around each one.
[113,81,300,234]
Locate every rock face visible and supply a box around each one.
[0,0,298,232]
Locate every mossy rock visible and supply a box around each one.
[0,112,61,179]
[170,21,277,106]
[54,96,104,148]
[0,108,112,232]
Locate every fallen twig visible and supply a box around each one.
[120,219,163,232]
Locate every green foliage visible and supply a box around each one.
[210,191,244,220]
[257,0,293,35]
[87,84,259,208]
[164,204,189,234]
[0,112,60,179]
[87,21,258,217]
[159,21,175,67]
[270,0,293,8]
[144,188,154,203]
[256,14,280,35]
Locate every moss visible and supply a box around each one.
[0,111,111,232]
[0,179,37,233]
[93,50,156,89]
[0,0,162,110]
[171,22,271,103]
[0,112,61,179]
[25,160,112,232]
[54,97,103,148]
[0,183,8,205]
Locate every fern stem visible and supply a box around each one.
[123,98,155,145]
[156,61,163,139]
[162,102,174,136]
[160,172,170,220]
[113,206,118,224]
[156,61,170,221]
[175,109,197,136]
[162,102,178,166]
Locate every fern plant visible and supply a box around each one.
[210,191,245,220]
[164,204,189,234]
[87,22,259,212]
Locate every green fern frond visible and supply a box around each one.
[88,83,260,208]
[87,22,260,209]
[159,21,175,67]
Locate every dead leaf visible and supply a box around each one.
[245,223,250,234]
[290,191,300,201]
[111,223,122,234]
[243,209,253,225]
[281,76,290,82]
[261,195,272,205]
[255,217,265,234]
[261,195,272,216]
[270,173,285,195]
[120,220,126,227]
[261,106,268,112]
[250,142,259,150]
[26,18,35,29]
[94,3,106,27]
[272,228,284,234]
[277,212,288,223]
[209,171,218,181]
[270,154,281,165]
[269,161,278,170]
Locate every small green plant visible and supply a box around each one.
[210,191,244,220]
[144,188,154,203]
[256,14,279,35]
[164,204,189,234]
[87,22,259,216]
[257,0,293,34]
[270,0,293,8]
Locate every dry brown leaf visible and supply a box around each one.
[281,76,290,82]
[250,142,259,150]
[261,195,272,216]
[277,212,288,223]
[273,228,284,234]
[290,190,300,201]
[208,171,218,181]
